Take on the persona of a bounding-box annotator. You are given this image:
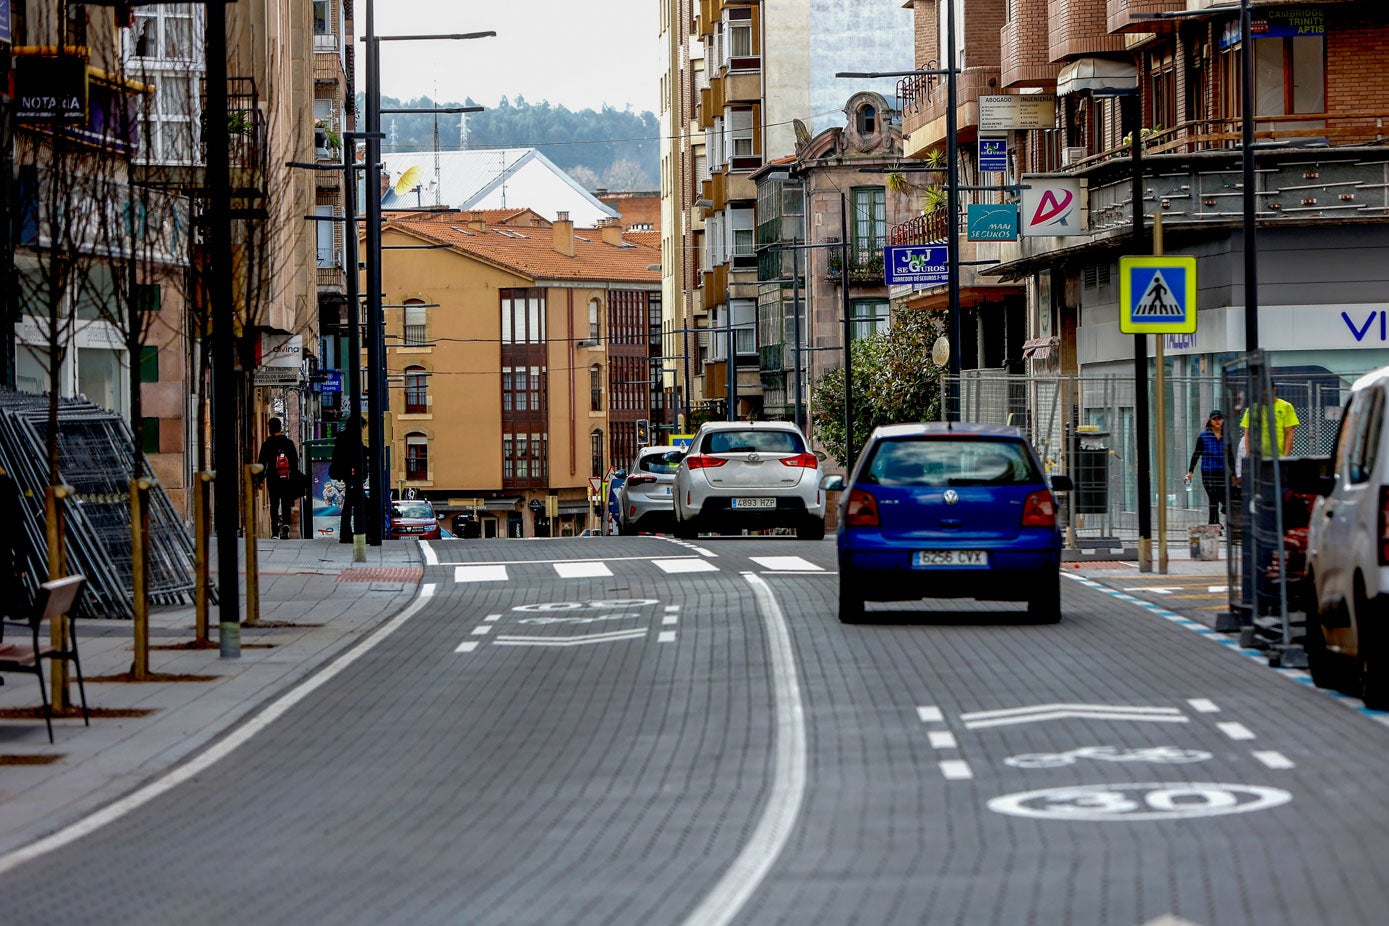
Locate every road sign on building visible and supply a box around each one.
[886,245,948,286]
[1119,256,1198,334]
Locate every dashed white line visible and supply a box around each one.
[1253,750,1295,769]
[664,604,681,612]
[939,760,974,780]
[917,706,944,724]
[553,560,613,578]
[658,630,677,643]
[454,641,479,653]
[927,731,958,749]
[1218,721,1256,741]
[653,558,719,574]
[420,541,439,567]
[454,564,509,583]
[1187,698,1220,713]
[750,556,823,572]
[471,625,492,636]
[484,614,501,622]
[420,583,436,598]
[662,614,679,625]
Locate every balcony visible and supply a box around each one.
[1001,0,1060,89]
[1107,0,1183,33]
[901,66,1002,156]
[890,212,950,246]
[1048,0,1126,62]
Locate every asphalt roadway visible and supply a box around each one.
[1,535,1387,925]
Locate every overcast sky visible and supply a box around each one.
[365,2,661,114]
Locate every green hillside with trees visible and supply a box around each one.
[364,94,659,192]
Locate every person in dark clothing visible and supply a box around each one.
[1,462,26,616]
[330,417,365,544]
[1186,409,1232,525]
[256,417,300,540]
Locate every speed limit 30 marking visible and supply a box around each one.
[987,782,1291,822]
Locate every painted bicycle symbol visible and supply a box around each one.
[1004,745,1212,769]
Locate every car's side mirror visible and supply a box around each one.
[814,450,827,462]
[1050,474,1074,493]
[820,474,845,491]
[615,469,627,478]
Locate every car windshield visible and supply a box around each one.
[392,502,435,520]
[859,438,1041,487]
[638,453,679,475]
[703,430,804,455]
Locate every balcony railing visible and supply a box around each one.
[889,211,950,246]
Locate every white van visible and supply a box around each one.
[1306,365,1389,708]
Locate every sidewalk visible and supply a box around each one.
[0,539,421,857]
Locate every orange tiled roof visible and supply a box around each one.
[384,211,661,283]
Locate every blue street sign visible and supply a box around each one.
[979,138,1008,173]
[0,1,10,44]
[1119,256,1198,334]
[319,371,343,393]
[886,245,948,286]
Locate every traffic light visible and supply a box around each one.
[636,418,650,447]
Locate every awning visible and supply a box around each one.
[1057,58,1138,96]
[483,497,523,511]
[1023,337,1057,361]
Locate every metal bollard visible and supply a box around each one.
[45,485,73,709]
[130,476,155,679]
[243,463,263,626]
[194,470,213,644]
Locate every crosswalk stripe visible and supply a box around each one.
[553,561,613,578]
[750,556,823,572]
[653,558,720,574]
[454,565,509,583]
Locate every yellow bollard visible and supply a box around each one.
[243,463,263,626]
[130,476,155,679]
[45,485,72,710]
[194,470,213,644]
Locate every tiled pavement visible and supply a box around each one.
[0,539,421,857]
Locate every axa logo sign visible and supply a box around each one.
[1021,177,1084,237]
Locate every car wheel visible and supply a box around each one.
[838,570,865,623]
[1027,573,1062,624]
[674,514,698,540]
[796,517,826,541]
[1356,576,1389,710]
[1305,608,1345,691]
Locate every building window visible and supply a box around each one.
[729,21,752,59]
[316,204,336,267]
[403,300,428,346]
[141,418,160,455]
[404,366,427,414]
[1254,35,1325,120]
[591,430,604,478]
[313,0,330,34]
[857,104,877,136]
[1149,50,1176,132]
[851,187,886,268]
[589,297,601,341]
[405,433,428,481]
[140,346,160,383]
[590,364,603,412]
[503,431,548,483]
[850,300,890,341]
[501,288,546,345]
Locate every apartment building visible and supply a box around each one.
[660,0,911,423]
[373,210,661,538]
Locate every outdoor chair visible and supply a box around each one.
[0,574,89,743]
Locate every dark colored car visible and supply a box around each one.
[825,423,1071,623]
[387,499,442,540]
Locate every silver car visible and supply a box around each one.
[617,445,680,535]
[670,421,827,539]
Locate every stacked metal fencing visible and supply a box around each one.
[0,388,196,618]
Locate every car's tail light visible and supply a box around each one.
[625,473,657,485]
[685,455,727,470]
[845,488,880,527]
[629,505,637,517]
[1379,486,1389,566]
[1021,490,1057,527]
[780,452,819,469]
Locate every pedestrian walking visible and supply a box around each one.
[256,417,300,540]
[330,417,365,544]
[1185,410,1232,525]
[1240,383,1299,459]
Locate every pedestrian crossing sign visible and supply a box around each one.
[1119,256,1197,334]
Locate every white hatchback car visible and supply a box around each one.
[617,445,680,535]
[669,421,827,539]
[1307,365,1389,708]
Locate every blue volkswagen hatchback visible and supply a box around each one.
[825,423,1072,624]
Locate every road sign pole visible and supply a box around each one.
[1127,92,1152,574]
[1153,213,1168,575]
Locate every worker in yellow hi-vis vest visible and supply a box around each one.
[1240,384,1299,462]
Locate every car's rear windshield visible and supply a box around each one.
[702,429,805,454]
[859,438,1042,487]
[637,453,679,475]
[392,502,435,519]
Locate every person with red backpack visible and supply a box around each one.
[256,417,301,540]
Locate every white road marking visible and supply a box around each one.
[665,604,681,612]
[653,558,719,574]
[420,541,438,566]
[455,641,479,653]
[1253,750,1295,769]
[928,730,958,749]
[0,585,436,877]
[939,760,974,780]
[438,554,699,567]
[960,703,1187,729]
[681,573,805,926]
[1187,698,1220,713]
[553,560,613,578]
[1208,585,1228,593]
[658,630,677,643]
[493,628,646,647]
[1218,721,1256,741]
[662,614,679,625]
[484,614,501,622]
[421,583,436,598]
[454,564,509,583]
[917,706,944,723]
[750,556,822,572]
[693,546,717,557]
[471,625,492,636]
[1122,586,1182,595]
